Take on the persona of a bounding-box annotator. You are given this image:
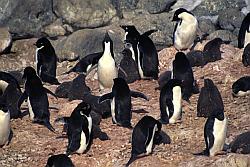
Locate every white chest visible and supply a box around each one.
[244,29,250,48]
[169,86,182,123]
[146,124,157,155]
[0,80,9,93]
[111,97,117,124]
[209,117,228,156]
[0,110,10,145]
[27,97,35,121]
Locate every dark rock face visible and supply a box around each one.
[208,30,238,47]
[137,0,176,14]
[53,0,117,29]
[0,0,56,38]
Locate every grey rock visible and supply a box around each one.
[0,0,56,38]
[198,19,217,34]
[53,0,117,29]
[52,25,124,61]
[171,0,203,11]
[0,27,12,54]
[218,8,245,31]
[137,0,176,14]
[111,0,139,11]
[208,30,238,47]
[41,19,66,37]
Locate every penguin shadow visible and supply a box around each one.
[131,109,149,114]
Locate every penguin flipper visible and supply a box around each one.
[44,87,58,99]
[86,64,98,76]
[130,91,149,101]
[98,93,113,104]
[17,92,28,109]
[43,120,55,132]
[7,129,13,146]
[142,29,158,37]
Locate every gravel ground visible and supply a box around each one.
[0,42,249,167]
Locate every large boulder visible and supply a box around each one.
[0,27,12,54]
[53,0,117,29]
[0,0,56,38]
[137,0,177,14]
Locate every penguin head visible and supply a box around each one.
[22,66,37,79]
[0,102,8,113]
[34,37,52,49]
[102,32,114,53]
[173,52,190,69]
[113,77,129,90]
[76,102,91,116]
[204,78,216,91]
[120,25,140,43]
[172,8,193,21]
[232,79,243,95]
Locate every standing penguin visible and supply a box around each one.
[34,37,59,85]
[196,79,227,156]
[0,103,11,147]
[121,25,159,80]
[96,32,118,90]
[126,116,162,167]
[98,78,148,128]
[118,47,140,83]
[238,13,250,48]
[242,43,250,67]
[18,67,55,132]
[172,52,199,102]
[45,154,75,167]
[159,79,182,124]
[58,102,93,155]
[172,8,198,50]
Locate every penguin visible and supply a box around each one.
[65,52,102,74]
[196,78,227,156]
[238,13,250,48]
[159,79,182,124]
[98,78,149,128]
[230,131,250,154]
[156,70,172,90]
[118,47,140,83]
[96,32,118,90]
[34,37,59,85]
[232,76,250,97]
[186,38,227,67]
[121,25,159,80]
[0,103,12,147]
[172,8,198,50]
[172,52,199,102]
[0,83,22,119]
[18,66,55,132]
[242,43,250,67]
[45,154,75,167]
[126,115,162,167]
[58,102,93,155]
[0,71,21,94]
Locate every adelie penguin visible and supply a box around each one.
[0,71,21,95]
[229,131,250,154]
[121,25,159,80]
[98,78,149,128]
[232,76,250,97]
[196,79,227,156]
[126,116,162,167]
[159,79,182,124]
[242,43,250,67]
[172,8,198,50]
[172,52,199,102]
[45,154,75,167]
[18,67,56,132]
[34,37,60,85]
[238,13,250,48]
[0,103,12,147]
[57,102,93,155]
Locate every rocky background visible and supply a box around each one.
[0,0,250,167]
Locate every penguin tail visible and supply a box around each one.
[44,121,55,132]
[125,154,138,167]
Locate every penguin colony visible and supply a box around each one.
[0,8,249,167]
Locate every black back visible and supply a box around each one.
[159,79,182,124]
[232,76,250,95]
[197,79,224,120]
[46,154,74,167]
[35,37,57,79]
[0,71,21,92]
[157,70,172,90]
[203,38,224,62]
[118,48,140,83]
[230,131,250,154]
[238,13,250,48]
[172,52,197,101]
[186,50,206,67]
[242,43,250,67]
[66,52,102,74]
